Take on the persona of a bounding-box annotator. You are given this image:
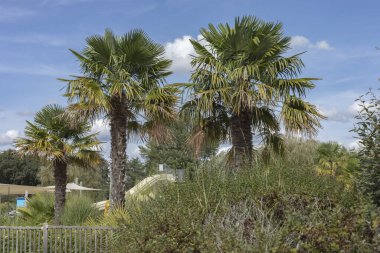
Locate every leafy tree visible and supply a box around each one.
[182,16,325,168]
[140,120,218,176]
[0,149,41,185]
[62,29,178,207]
[352,89,380,204]
[15,105,102,224]
[38,160,109,189]
[125,158,147,190]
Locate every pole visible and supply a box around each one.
[43,223,48,253]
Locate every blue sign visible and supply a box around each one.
[16,197,26,208]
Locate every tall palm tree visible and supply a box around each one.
[15,105,102,224]
[183,16,325,168]
[61,29,178,207]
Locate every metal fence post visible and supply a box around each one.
[43,224,48,253]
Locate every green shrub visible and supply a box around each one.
[18,193,55,225]
[103,151,379,252]
[15,193,100,226]
[61,195,101,225]
[352,90,380,205]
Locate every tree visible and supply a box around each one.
[0,149,42,185]
[352,89,380,204]
[15,105,102,224]
[62,29,178,207]
[125,158,146,190]
[38,159,109,189]
[140,120,218,175]
[182,16,325,168]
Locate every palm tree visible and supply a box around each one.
[15,105,102,224]
[315,142,359,186]
[61,29,178,207]
[183,16,325,168]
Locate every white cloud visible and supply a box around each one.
[91,119,109,142]
[319,106,352,123]
[0,63,72,76]
[128,144,141,159]
[0,34,67,47]
[348,140,361,150]
[0,130,19,146]
[164,35,195,72]
[290,35,333,51]
[348,101,361,115]
[319,99,367,123]
[0,6,36,22]
[90,119,143,160]
[347,100,374,115]
[41,0,95,6]
[164,34,207,73]
[290,36,311,48]
[315,40,333,50]
[16,111,35,117]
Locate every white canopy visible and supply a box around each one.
[0,182,100,195]
[46,182,100,191]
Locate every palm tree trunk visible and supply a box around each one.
[230,109,253,168]
[53,159,67,225]
[109,96,127,208]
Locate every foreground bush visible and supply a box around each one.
[100,148,380,252]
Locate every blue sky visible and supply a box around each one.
[0,0,379,157]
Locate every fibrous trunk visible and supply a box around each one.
[230,109,253,169]
[53,158,67,225]
[109,95,127,208]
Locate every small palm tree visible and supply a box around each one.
[183,16,325,168]
[15,105,102,224]
[61,29,178,207]
[315,142,359,188]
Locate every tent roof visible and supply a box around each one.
[46,182,100,191]
[0,182,100,195]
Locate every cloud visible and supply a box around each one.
[347,140,361,150]
[0,6,36,21]
[315,40,333,50]
[90,119,142,159]
[319,100,366,123]
[0,63,72,76]
[164,34,206,73]
[126,4,157,17]
[40,0,95,6]
[290,36,333,51]
[16,111,35,117]
[0,130,19,146]
[290,36,311,48]
[91,119,109,142]
[128,144,141,159]
[0,34,68,47]
[165,35,195,72]
[331,76,360,85]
